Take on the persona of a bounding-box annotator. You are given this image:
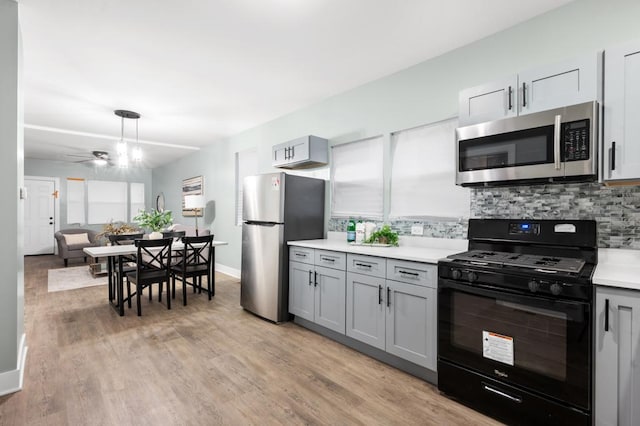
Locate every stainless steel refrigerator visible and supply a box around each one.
[240,172,325,323]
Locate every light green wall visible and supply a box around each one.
[1,0,23,377]
[153,0,640,272]
[25,159,153,231]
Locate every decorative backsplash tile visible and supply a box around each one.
[472,182,640,249]
[329,182,640,249]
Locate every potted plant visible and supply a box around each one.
[133,209,173,239]
[364,224,399,246]
[96,221,140,244]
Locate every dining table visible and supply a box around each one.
[84,240,228,316]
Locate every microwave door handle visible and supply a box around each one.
[554,114,562,170]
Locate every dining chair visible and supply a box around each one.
[108,233,144,302]
[170,234,214,306]
[125,238,173,316]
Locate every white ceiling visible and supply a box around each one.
[20,0,574,169]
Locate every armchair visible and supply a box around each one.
[54,228,99,267]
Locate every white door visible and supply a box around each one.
[24,178,56,255]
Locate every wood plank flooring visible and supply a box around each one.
[0,255,502,425]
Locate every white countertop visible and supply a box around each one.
[594,248,640,291]
[288,233,467,264]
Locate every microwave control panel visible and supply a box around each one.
[563,119,590,161]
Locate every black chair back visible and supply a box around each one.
[135,238,172,277]
[180,235,214,269]
[109,233,144,245]
[162,230,186,241]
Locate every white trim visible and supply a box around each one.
[0,333,27,397]
[215,263,240,279]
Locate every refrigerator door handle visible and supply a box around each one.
[244,221,280,226]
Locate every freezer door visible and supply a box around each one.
[240,222,287,322]
[242,173,285,223]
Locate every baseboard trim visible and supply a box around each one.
[215,263,240,279]
[0,333,28,397]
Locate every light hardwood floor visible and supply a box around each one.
[0,255,502,425]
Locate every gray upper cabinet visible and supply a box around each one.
[595,286,640,426]
[603,40,640,183]
[272,135,328,169]
[459,52,601,127]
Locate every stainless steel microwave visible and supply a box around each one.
[455,101,598,186]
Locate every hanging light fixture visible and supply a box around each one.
[114,109,142,167]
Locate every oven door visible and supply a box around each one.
[438,279,591,410]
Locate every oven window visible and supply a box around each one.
[451,292,567,381]
[459,125,554,171]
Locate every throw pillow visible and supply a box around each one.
[64,233,91,245]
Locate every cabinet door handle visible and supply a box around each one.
[308,270,313,286]
[291,146,295,159]
[611,142,616,171]
[314,271,318,287]
[378,285,382,305]
[295,252,307,258]
[554,114,562,170]
[320,256,335,263]
[522,82,527,108]
[605,298,610,332]
[398,270,419,277]
[507,86,513,111]
[387,287,391,307]
[355,262,372,269]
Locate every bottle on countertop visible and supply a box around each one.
[347,218,356,243]
[355,220,365,243]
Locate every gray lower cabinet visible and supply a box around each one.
[346,272,386,350]
[346,255,437,369]
[595,286,640,426]
[385,280,436,370]
[289,248,346,334]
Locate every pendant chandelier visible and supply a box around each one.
[114,109,142,167]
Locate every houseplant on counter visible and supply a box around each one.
[133,209,173,239]
[364,224,399,246]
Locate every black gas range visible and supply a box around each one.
[438,219,597,426]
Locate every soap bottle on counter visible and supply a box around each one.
[347,218,356,243]
[355,221,365,243]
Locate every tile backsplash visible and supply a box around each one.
[328,182,640,249]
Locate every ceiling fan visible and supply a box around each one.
[67,150,114,166]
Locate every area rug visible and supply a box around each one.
[47,266,108,293]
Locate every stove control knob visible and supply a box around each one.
[528,280,540,293]
[451,269,462,280]
[467,272,478,283]
[550,283,563,296]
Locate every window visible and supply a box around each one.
[331,136,384,219]
[389,118,469,219]
[235,148,257,226]
[66,178,85,224]
[130,182,145,219]
[87,180,128,224]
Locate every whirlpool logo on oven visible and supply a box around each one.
[494,369,509,378]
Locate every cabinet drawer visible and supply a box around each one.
[347,254,386,278]
[386,259,436,288]
[315,250,346,270]
[289,246,314,265]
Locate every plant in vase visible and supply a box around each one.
[133,209,173,239]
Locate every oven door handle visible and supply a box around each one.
[482,383,522,403]
[438,279,589,321]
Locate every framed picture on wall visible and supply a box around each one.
[182,175,204,217]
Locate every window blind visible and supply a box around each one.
[389,118,469,219]
[235,148,257,226]
[331,136,384,219]
[130,182,145,220]
[66,178,85,225]
[87,180,128,224]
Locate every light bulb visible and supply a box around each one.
[132,147,142,162]
[117,140,127,155]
